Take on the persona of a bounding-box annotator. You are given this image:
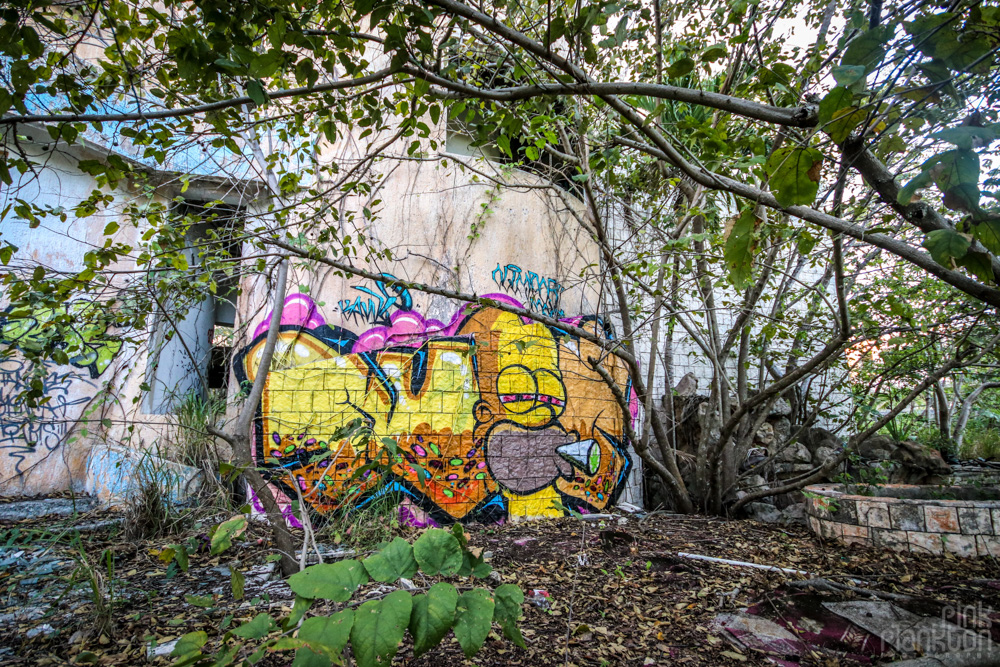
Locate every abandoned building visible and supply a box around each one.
[0,60,847,527]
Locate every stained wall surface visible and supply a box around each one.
[229,154,642,524]
[1,123,644,525]
[0,143,133,495]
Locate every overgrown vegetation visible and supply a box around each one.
[169,390,227,472]
[159,523,524,667]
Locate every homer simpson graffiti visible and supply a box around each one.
[234,289,634,525]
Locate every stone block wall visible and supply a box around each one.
[805,484,1000,558]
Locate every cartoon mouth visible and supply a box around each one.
[484,426,602,494]
[500,393,565,407]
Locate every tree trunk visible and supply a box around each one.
[211,258,299,576]
[953,382,1000,453]
[933,380,951,443]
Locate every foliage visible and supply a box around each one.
[316,488,402,552]
[169,390,227,471]
[167,525,524,667]
[1,0,999,520]
[70,547,117,639]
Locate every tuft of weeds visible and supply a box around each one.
[316,486,403,551]
[170,390,226,470]
[121,481,190,541]
[71,547,116,639]
[121,457,193,541]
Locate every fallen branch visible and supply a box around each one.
[676,552,810,576]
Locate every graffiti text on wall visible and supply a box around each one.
[236,290,634,525]
[491,263,566,318]
[0,358,94,472]
[0,301,122,378]
[337,273,413,326]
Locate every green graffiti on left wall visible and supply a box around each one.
[0,301,122,378]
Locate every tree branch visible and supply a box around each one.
[0,67,398,125]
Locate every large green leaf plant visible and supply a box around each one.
[168,525,524,667]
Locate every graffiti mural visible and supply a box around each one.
[235,291,635,524]
[337,273,414,326]
[0,358,94,472]
[491,263,566,318]
[0,301,122,378]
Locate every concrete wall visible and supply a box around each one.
[0,140,138,495]
[0,117,647,526]
[227,148,642,523]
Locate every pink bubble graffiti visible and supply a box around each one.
[253,293,327,339]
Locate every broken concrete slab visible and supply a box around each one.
[85,445,201,505]
[0,497,94,522]
[887,646,1000,666]
[824,600,994,656]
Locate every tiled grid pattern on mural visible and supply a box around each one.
[236,291,636,524]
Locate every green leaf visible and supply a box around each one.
[972,218,1000,255]
[288,561,369,602]
[210,516,246,555]
[297,610,354,660]
[231,613,276,640]
[797,230,818,255]
[831,65,867,88]
[904,12,993,73]
[841,26,890,73]
[413,528,463,576]
[231,568,245,601]
[931,125,999,150]
[666,56,695,78]
[214,58,245,74]
[898,170,934,205]
[827,107,866,144]
[956,248,995,282]
[765,146,824,207]
[247,79,269,106]
[285,595,314,629]
[817,87,854,125]
[171,631,208,656]
[923,228,971,266]
[493,584,527,648]
[496,134,511,157]
[456,550,493,578]
[291,647,330,667]
[350,590,413,667]
[702,44,727,62]
[923,149,982,213]
[409,582,458,658]
[724,207,757,290]
[162,544,189,572]
[453,588,495,658]
[185,594,215,608]
[362,537,418,583]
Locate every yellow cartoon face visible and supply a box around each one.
[494,313,566,427]
[457,310,566,430]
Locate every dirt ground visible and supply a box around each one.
[2,497,998,666]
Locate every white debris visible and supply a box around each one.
[147,638,179,659]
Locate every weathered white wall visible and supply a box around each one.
[0,138,137,495]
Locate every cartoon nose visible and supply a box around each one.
[556,439,599,475]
